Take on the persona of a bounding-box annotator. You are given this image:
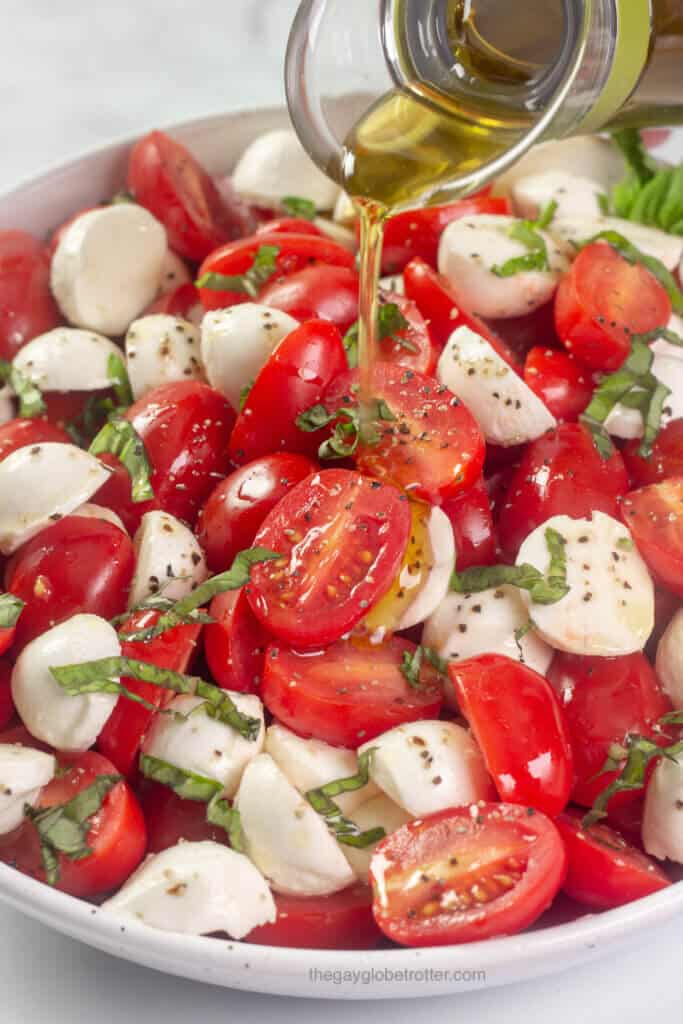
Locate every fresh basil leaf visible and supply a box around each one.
[239,381,253,411]
[452,529,569,606]
[492,217,551,278]
[342,323,359,369]
[88,417,154,503]
[196,245,280,297]
[296,404,336,433]
[377,302,416,352]
[107,354,133,408]
[305,749,385,848]
[400,646,447,689]
[606,129,683,236]
[0,361,46,418]
[582,733,682,828]
[139,754,222,802]
[612,128,655,188]
[281,196,317,220]
[206,793,246,852]
[110,190,137,205]
[0,592,24,630]
[535,200,558,230]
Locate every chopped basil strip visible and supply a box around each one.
[578,229,683,315]
[107,354,133,408]
[0,592,24,630]
[119,547,279,642]
[206,793,246,852]
[239,381,253,411]
[110,190,137,206]
[535,200,558,230]
[451,528,569,606]
[24,774,122,885]
[400,646,448,689]
[281,196,317,220]
[89,417,154,503]
[343,324,359,368]
[0,361,46,418]
[603,128,683,236]
[196,245,280,298]
[343,301,415,369]
[297,396,395,461]
[491,210,555,278]
[139,754,222,802]
[306,749,385,849]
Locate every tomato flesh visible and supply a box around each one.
[247,884,383,949]
[622,478,683,597]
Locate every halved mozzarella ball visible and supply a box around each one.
[125,315,203,400]
[437,326,556,445]
[516,512,654,656]
[656,609,683,710]
[333,191,357,226]
[495,136,626,197]
[102,841,275,938]
[0,744,56,834]
[142,693,265,798]
[72,503,128,533]
[0,442,112,555]
[313,217,356,251]
[12,328,122,393]
[359,720,493,818]
[379,274,405,295]
[438,215,570,319]
[643,755,683,863]
[156,249,191,296]
[551,216,683,272]
[398,507,455,631]
[265,723,378,815]
[605,350,683,440]
[231,130,339,211]
[0,388,13,425]
[200,304,298,412]
[342,795,410,881]
[11,614,120,751]
[51,204,167,335]
[511,171,605,221]
[235,753,355,896]
[129,511,208,609]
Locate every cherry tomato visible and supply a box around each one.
[128,130,254,261]
[248,469,411,649]
[497,423,629,560]
[140,783,229,854]
[369,803,566,947]
[0,751,146,899]
[555,809,670,909]
[197,453,317,573]
[95,381,236,532]
[42,390,97,433]
[97,609,202,778]
[0,660,13,729]
[548,653,672,809]
[247,884,382,949]
[523,347,594,422]
[198,233,355,311]
[145,282,202,321]
[373,292,437,375]
[323,364,485,503]
[441,476,496,570]
[622,479,683,597]
[259,264,359,336]
[0,231,60,360]
[555,243,671,371]
[204,589,268,693]
[229,319,347,465]
[0,419,71,464]
[450,655,573,817]
[381,195,511,274]
[623,419,683,487]
[262,635,442,747]
[256,217,324,238]
[0,610,17,658]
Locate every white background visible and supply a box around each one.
[1,0,683,1018]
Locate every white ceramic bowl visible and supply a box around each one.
[0,110,682,1000]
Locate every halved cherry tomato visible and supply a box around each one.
[0,611,17,658]
[548,653,672,809]
[97,609,202,778]
[0,751,146,899]
[622,478,683,597]
[555,809,670,909]
[554,243,671,371]
[523,346,594,422]
[259,265,359,336]
[140,783,229,854]
[198,453,317,573]
[0,231,61,360]
[0,660,13,729]
[623,419,683,487]
[145,282,202,321]
[204,589,268,693]
[0,418,71,464]
[497,422,629,560]
[369,803,567,947]
[128,130,254,261]
[5,516,135,653]
[441,476,496,570]
[261,635,442,747]
[247,883,382,949]
[256,217,324,238]
[198,233,355,311]
[248,469,411,649]
[380,195,511,274]
[450,655,573,817]
[229,320,347,465]
[323,363,485,503]
[95,380,236,532]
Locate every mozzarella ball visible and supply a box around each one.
[125,315,203,400]
[129,511,208,609]
[0,745,56,834]
[511,171,605,221]
[656,609,683,710]
[13,328,123,393]
[232,130,339,211]
[643,754,683,863]
[342,795,411,881]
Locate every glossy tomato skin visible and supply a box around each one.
[97,609,202,778]
[247,884,383,949]
[140,783,229,854]
[5,516,135,653]
[0,231,61,360]
[0,623,15,658]
[248,469,411,650]
[450,655,573,817]
[623,419,683,487]
[256,217,325,238]
[259,265,359,336]
[374,292,437,375]
[497,422,629,560]
[441,477,497,569]
[204,589,268,693]
[128,130,254,261]
[549,653,672,809]
[229,320,347,465]
[0,418,71,463]
[0,660,13,729]
[369,803,567,947]
[145,282,201,321]
[261,636,443,747]
[198,453,317,573]
[0,751,146,899]
[523,347,594,422]
[622,479,683,596]
[554,243,671,371]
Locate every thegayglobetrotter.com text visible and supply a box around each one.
[308,967,487,987]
